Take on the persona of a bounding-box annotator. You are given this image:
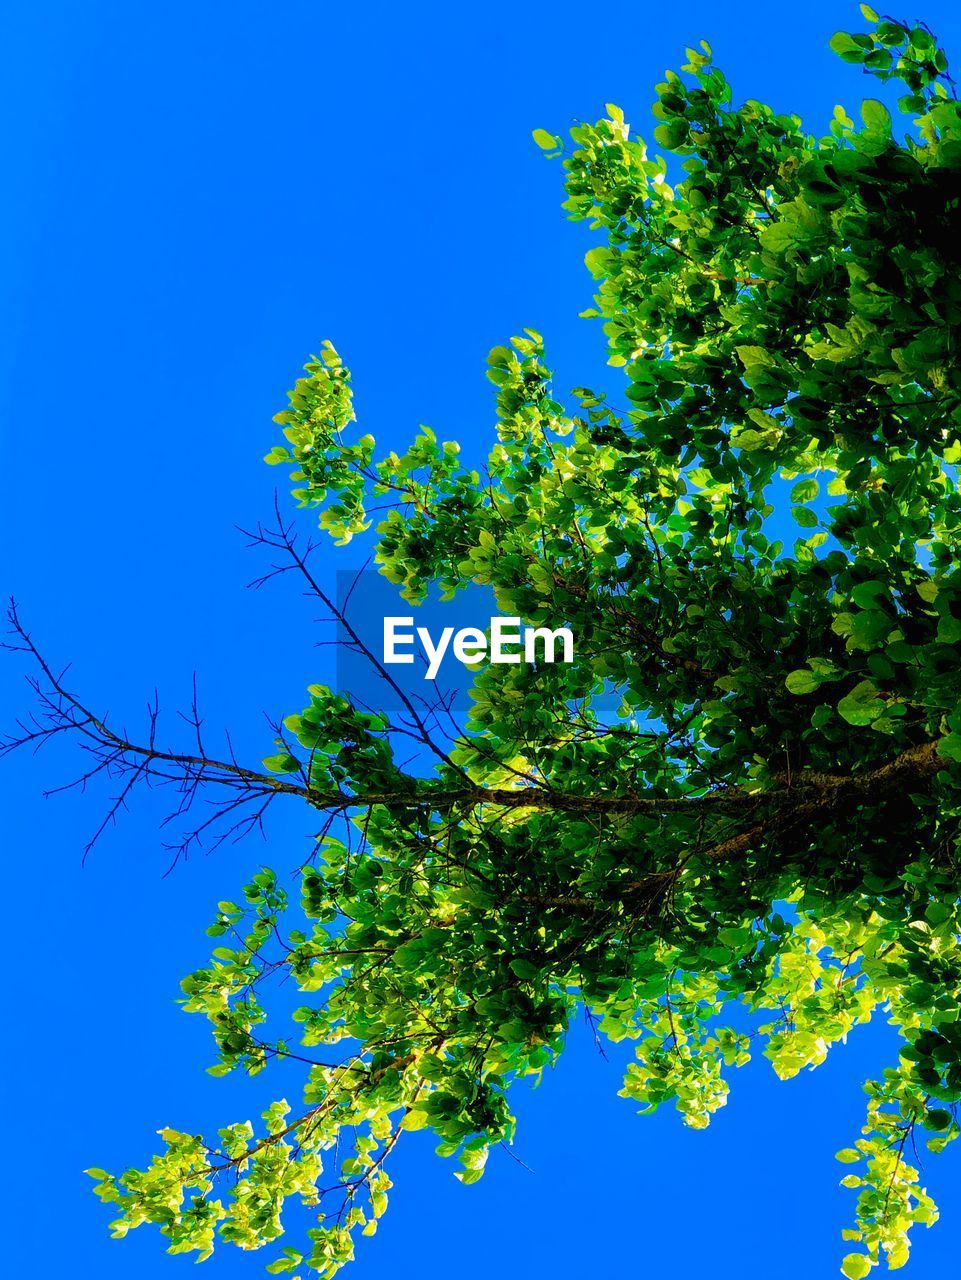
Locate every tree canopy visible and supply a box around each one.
[7,7,961,1277]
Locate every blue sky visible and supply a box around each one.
[4,2,961,1276]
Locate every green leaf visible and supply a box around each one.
[786,668,821,695]
[830,32,862,57]
[841,1254,872,1280]
[793,506,819,528]
[790,477,820,504]
[926,1108,953,1131]
[262,753,300,775]
[851,581,887,609]
[532,128,560,151]
[837,680,883,726]
[861,99,891,135]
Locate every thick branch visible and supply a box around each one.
[3,600,950,862]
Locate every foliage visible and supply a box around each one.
[9,7,961,1276]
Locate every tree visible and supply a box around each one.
[5,7,961,1276]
